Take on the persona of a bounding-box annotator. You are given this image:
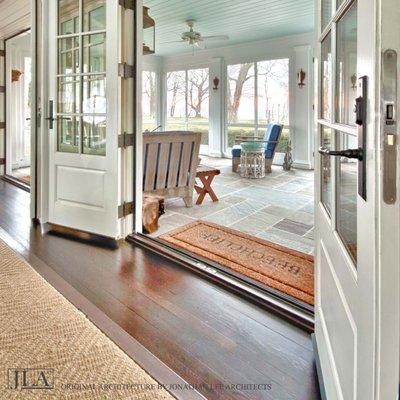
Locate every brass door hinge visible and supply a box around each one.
[0,86,5,93]
[118,62,135,78]
[0,158,5,165]
[118,133,135,148]
[0,122,5,129]
[118,202,134,218]
[119,0,134,10]
[0,50,5,57]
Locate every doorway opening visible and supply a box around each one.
[138,1,315,312]
[4,30,32,189]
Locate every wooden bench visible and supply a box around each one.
[142,131,201,207]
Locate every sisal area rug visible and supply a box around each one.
[160,221,314,305]
[0,239,174,399]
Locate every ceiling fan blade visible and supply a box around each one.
[195,41,206,49]
[201,35,230,41]
[159,40,186,44]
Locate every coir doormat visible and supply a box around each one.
[160,221,314,305]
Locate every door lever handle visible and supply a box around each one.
[318,146,363,161]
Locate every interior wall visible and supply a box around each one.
[143,32,315,169]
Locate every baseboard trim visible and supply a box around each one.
[292,161,314,170]
[311,333,327,400]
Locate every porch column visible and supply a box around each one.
[292,45,314,170]
[208,57,224,157]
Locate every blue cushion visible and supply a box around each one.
[232,145,242,157]
[263,124,282,156]
[264,148,273,159]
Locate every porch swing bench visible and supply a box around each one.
[142,131,202,207]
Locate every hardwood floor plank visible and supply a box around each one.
[0,181,320,400]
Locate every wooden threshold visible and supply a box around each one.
[1,175,30,192]
[128,233,315,332]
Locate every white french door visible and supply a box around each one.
[315,0,399,399]
[45,0,120,237]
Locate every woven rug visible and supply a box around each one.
[160,221,314,305]
[0,239,174,399]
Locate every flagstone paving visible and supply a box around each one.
[151,157,315,255]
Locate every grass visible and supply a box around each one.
[145,118,290,154]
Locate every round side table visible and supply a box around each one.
[240,149,265,179]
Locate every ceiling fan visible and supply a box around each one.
[162,20,229,49]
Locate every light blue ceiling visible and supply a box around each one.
[144,0,314,56]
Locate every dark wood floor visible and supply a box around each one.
[0,180,320,400]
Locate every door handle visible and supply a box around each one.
[318,146,363,161]
[45,100,54,129]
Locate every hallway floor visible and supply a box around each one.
[153,157,315,255]
[0,179,320,400]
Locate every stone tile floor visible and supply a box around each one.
[150,156,315,255]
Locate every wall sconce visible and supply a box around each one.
[213,76,220,91]
[350,73,357,90]
[297,69,306,88]
[11,69,23,82]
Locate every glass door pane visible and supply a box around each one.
[336,2,358,126]
[336,132,358,262]
[321,0,332,31]
[321,33,332,120]
[321,127,333,214]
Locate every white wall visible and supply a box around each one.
[144,32,315,169]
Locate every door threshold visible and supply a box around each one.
[2,175,30,192]
[127,233,314,332]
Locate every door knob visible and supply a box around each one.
[318,146,363,161]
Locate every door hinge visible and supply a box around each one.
[118,201,134,218]
[0,86,5,93]
[0,50,5,57]
[118,62,135,78]
[0,158,5,165]
[119,0,134,10]
[118,132,135,148]
[0,122,5,129]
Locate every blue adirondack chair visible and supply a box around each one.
[231,124,283,173]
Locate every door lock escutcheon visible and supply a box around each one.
[382,49,398,204]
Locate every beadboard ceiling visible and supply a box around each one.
[0,0,30,40]
[145,0,314,56]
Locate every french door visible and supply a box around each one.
[45,0,120,237]
[315,0,399,399]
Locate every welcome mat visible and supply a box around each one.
[160,221,314,305]
[0,239,174,399]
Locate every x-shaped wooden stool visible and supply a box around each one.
[195,166,221,205]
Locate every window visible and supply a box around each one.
[166,68,209,151]
[142,71,157,131]
[57,0,106,156]
[226,59,289,151]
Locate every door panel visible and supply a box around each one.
[315,0,400,398]
[46,0,120,237]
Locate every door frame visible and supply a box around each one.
[2,28,32,192]
[129,0,315,329]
